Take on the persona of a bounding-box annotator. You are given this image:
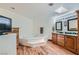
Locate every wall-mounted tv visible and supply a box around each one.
[67,18,77,31]
[0,15,12,35]
[56,21,62,31]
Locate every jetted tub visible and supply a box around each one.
[20,36,48,47]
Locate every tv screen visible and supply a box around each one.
[0,16,12,33]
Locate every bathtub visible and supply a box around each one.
[20,36,48,47]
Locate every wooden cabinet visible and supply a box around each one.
[52,33,78,54]
[52,33,57,44]
[76,10,79,54]
[57,34,65,47]
[65,35,77,53]
[77,38,79,54]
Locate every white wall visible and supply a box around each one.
[0,8,54,41]
[0,8,34,54]
[33,17,52,39]
[0,8,34,39]
[33,18,46,36]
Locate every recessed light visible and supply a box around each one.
[55,6,68,13]
[48,3,53,6]
[10,7,15,10]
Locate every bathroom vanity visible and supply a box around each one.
[52,10,79,54]
[52,33,78,54]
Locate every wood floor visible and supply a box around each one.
[17,41,75,55]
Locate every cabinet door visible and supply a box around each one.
[65,36,77,53]
[77,37,79,54]
[57,35,64,47]
[52,33,57,44]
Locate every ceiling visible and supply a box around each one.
[0,3,79,20]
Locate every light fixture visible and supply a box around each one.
[55,6,68,14]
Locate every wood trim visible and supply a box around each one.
[76,10,79,54]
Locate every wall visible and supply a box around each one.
[0,8,52,41]
[33,17,51,39]
[0,8,35,54]
[0,8,34,39]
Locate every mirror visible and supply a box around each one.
[56,21,62,31]
[67,18,78,31]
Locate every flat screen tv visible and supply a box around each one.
[0,15,12,35]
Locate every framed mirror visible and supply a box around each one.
[56,21,62,31]
[67,18,78,31]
